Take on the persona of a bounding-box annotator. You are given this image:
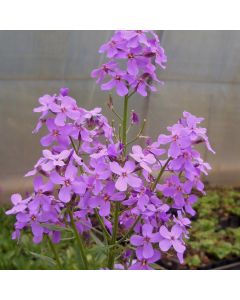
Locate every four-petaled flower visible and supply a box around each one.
[110,161,141,191]
[159,225,186,253]
[89,182,125,216]
[50,164,86,202]
[101,71,129,96]
[41,149,70,171]
[130,223,161,258]
[130,145,156,173]
[129,248,161,270]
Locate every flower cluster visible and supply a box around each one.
[6,30,214,270]
[91,30,167,97]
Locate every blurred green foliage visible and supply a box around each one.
[184,188,240,268]
[0,207,111,270]
[0,208,85,269]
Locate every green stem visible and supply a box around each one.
[94,208,112,242]
[126,119,146,146]
[107,91,134,268]
[69,136,84,173]
[122,95,129,152]
[111,107,123,122]
[46,235,62,269]
[69,136,78,154]
[151,157,172,191]
[69,210,89,270]
[117,215,142,244]
[107,202,120,269]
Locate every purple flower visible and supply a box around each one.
[49,97,80,126]
[6,194,31,215]
[50,164,86,202]
[131,110,139,124]
[130,223,161,258]
[159,225,186,253]
[121,30,149,47]
[99,33,123,58]
[93,30,167,98]
[145,139,165,156]
[174,211,191,231]
[158,124,191,158]
[59,87,69,97]
[129,248,161,270]
[110,161,141,191]
[181,111,215,153]
[89,182,125,216]
[16,211,45,244]
[88,160,111,195]
[32,114,47,134]
[130,145,156,173]
[127,72,159,97]
[158,175,192,208]
[101,71,129,96]
[40,119,72,147]
[120,47,148,76]
[184,194,198,216]
[33,94,55,114]
[147,32,167,68]
[41,149,70,171]
[169,147,198,174]
[91,61,117,83]
[123,186,150,213]
[27,176,54,213]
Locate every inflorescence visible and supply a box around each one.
[6,30,214,270]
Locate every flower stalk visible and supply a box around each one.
[69,209,89,270]
[94,208,111,242]
[107,201,120,269]
[46,235,62,269]
[122,94,129,153]
[151,157,172,191]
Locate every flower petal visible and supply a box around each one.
[127,174,141,188]
[109,162,122,175]
[159,239,172,252]
[142,223,153,237]
[143,242,154,259]
[172,240,186,253]
[59,186,71,203]
[115,176,128,191]
[130,235,144,246]
[160,225,171,239]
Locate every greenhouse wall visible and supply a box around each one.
[1,30,240,202]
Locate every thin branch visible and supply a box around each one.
[151,157,172,191]
[46,235,62,269]
[117,215,142,245]
[126,119,147,146]
[69,136,78,154]
[94,208,112,242]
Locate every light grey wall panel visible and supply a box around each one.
[0,30,240,204]
[161,31,240,83]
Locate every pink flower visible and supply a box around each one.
[130,145,156,173]
[110,161,141,191]
[159,225,186,253]
[130,223,161,258]
[101,71,129,96]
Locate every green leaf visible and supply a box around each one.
[89,232,104,246]
[41,223,72,232]
[28,251,56,266]
[185,254,201,268]
[210,242,232,259]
